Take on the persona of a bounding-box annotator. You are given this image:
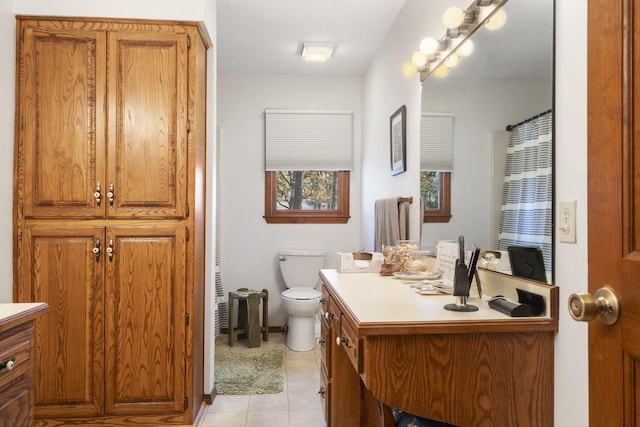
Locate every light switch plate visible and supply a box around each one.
[559,200,577,243]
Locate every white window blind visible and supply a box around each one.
[265,109,353,171]
[420,112,454,171]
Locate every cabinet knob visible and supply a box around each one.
[317,387,326,398]
[318,337,326,347]
[107,183,115,207]
[94,182,102,206]
[0,358,15,372]
[324,311,335,321]
[107,238,114,260]
[93,238,101,261]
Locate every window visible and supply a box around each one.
[264,110,352,224]
[421,112,453,223]
[264,170,350,223]
[421,171,451,222]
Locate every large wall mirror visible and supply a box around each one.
[420,0,555,282]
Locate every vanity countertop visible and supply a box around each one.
[0,303,49,333]
[319,269,557,333]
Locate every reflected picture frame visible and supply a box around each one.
[390,105,406,175]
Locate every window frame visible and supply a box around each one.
[264,170,351,224]
[423,171,452,223]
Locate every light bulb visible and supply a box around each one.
[420,37,439,55]
[433,65,449,78]
[401,60,418,77]
[444,53,459,69]
[411,50,428,68]
[442,7,464,29]
[484,8,507,31]
[457,39,474,57]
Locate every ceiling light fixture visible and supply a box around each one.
[301,42,335,62]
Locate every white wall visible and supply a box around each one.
[0,0,15,303]
[217,73,362,328]
[362,0,588,425]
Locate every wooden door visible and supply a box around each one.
[106,31,189,219]
[16,226,105,417]
[587,0,640,424]
[104,226,186,415]
[17,24,107,219]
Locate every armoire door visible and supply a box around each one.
[106,31,189,219]
[104,226,186,415]
[17,25,106,219]
[16,226,105,418]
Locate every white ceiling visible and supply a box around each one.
[216,0,553,80]
[216,0,406,76]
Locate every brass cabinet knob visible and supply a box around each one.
[568,286,620,325]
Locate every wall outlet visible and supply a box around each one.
[559,200,577,243]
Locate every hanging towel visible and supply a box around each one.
[374,198,410,251]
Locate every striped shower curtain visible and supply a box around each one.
[498,111,553,274]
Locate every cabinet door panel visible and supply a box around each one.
[107,32,188,219]
[18,26,106,219]
[17,226,105,417]
[105,227,186,414]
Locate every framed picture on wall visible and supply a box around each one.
[390,105,406,175]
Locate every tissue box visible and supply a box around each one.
[337,252,384,273]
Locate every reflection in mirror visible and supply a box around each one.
[420,0,554,283]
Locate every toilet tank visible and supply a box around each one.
[278,250,326,288]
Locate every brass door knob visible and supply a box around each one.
[568,286,620,325]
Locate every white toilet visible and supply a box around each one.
[279,250,326,351]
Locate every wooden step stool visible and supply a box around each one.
[228,288,269,348]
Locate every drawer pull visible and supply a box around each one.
[336,336,351,348]
[324,311,335,321]
[318,337,326,347]
[0,358,15,372]
[317,386,326,398]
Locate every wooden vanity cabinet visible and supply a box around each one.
[13,16,209,426]
[320,270,558,427]
[0,304,49,427]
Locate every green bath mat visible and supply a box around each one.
[215,348,285,395]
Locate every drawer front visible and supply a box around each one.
[0,375,32,427]
[319,315,331,374]
[325,296,339,331]
[339,316,362,373]
[0,329,33,390]
[319,364,330,424]
[320,285,330,314]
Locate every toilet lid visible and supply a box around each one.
[282,288,322,300]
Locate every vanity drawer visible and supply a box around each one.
[319,363,330,424]
[0,327,33,391]
[319,314,331,374]
[338,317,362,373]
[320,286,330,314]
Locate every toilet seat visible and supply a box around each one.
[281,288,322,301]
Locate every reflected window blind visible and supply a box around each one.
[420,112,454,171]
[265,109,353,171]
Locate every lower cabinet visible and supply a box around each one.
[319,284,363,427]
[16,225,187,422]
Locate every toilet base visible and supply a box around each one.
[286,315,317,351]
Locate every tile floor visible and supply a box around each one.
[199,332,326,427]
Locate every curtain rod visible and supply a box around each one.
[506,109,553,132]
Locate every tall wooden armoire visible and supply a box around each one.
[12,16,209,426]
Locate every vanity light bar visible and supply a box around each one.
[403,0,509,81]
